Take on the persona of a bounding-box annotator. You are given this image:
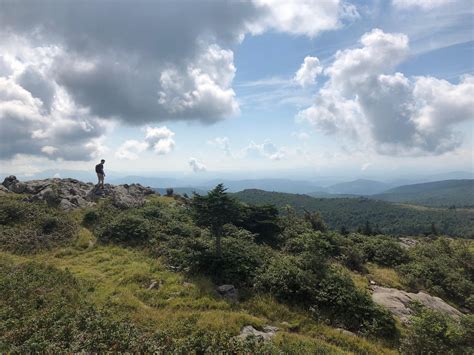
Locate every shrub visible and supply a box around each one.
[0,197,77,253]
[0,197,27,225]
[157,226,270,287]
[99,214,152,246]
[255,256,397,339]
[360,237,408,267]
[82,210,99,226]
[400,304,473,354]
[236,204,281,247]
[398,239,474,310]
[255,255,316,305]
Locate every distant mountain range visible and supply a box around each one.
[324,179,391,195]
[4,170,473,202]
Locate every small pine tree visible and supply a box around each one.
[191,184,240,257]
[166,188,174,197]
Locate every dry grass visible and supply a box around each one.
[366,263,404,289]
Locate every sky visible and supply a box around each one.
[0,0,473,180]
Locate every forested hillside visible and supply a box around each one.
[372,180,474,207]
[234,189,474,238]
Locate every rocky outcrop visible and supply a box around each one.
[238,325,279,341]
[1,175,156,210]
[371,286,462,323]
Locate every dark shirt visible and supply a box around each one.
[95,163,104,174]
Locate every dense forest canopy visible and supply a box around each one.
[234,189,474,238]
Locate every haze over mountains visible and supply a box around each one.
[2,170,473,197]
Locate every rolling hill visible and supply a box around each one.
[372,179,474,207]
[234,189,474,238]
[326,179,390,195]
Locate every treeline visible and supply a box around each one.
[234,190,474,238]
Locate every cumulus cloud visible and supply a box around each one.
[144,126,175,155]
[0,74,106,160]
[0,1,351,126]
[0,0,353,162]
[297,28,474,156]
[115,140,148,160]
[207,137,232,156]
[244,140,285,160]
[294,56,323,87]
[189,157,207,173]
[392,0,451,10]
[115,126,175,160]
[251,0,358,37]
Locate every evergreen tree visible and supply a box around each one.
[191,184,239,257]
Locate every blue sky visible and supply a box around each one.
[0,0,473,179]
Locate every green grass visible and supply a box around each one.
[0,242,398,354]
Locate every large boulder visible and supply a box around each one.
[2,175,28,193]
[371,286,462,323]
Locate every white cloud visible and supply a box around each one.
[115,140,148,160]
[251,0,358,37]
[297,28,474,156]
[292,131,310,140]
[116,126,175,160]
[41,146,59,155]
[0,1,354,163]
[294,56,323,87]
[144,126,175,155]
[207,136,232,156]
[189,157,207,172]
[158,44,239,121]
[392,0,451,10]
[0,71,106,161]
[244,140,285,160]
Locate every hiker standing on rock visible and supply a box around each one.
[95,159,106,189]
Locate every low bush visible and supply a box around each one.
[399,238,474,310]
[0,197,77,253]
[400,304,474,354]
[255,255,398,339]
[99,214,153,246]
[155,226,271,287]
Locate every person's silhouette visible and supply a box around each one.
[95,159,106,189]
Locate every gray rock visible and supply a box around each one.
[58,199,76,211]
[0,185,10,195]
[371,286,462,323]
[399,237,419,249]
[217,284,239,302]
[2,175,28,193]
[1,176,155,210]
[238,325,278,340]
